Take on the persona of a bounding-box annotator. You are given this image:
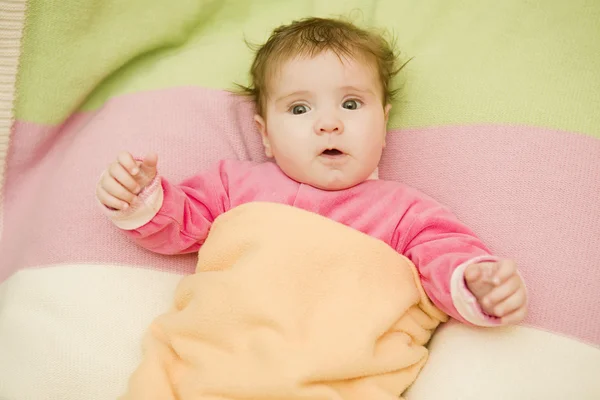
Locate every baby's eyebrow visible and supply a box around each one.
[339,86,375,96]
[274,90,311,105]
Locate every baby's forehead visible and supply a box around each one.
[263,51,384,96]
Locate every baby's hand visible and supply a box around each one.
[96,151,158,210]
[464,259,527,325]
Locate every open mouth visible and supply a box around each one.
[321,149,343,156]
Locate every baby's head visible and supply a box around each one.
[240,17,401,190]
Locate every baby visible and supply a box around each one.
[96,17,527,327]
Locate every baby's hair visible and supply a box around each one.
[236,17,408,116]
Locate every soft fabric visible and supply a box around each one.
[120,201,447,399]
[1,1,599,399]
[106,159,499,326]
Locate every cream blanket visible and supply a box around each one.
[121,202,447,399]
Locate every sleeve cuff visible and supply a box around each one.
[99,174,164,231]
[450,255,503,327]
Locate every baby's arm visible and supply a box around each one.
[97,154,231,255]
[396,197,521,327]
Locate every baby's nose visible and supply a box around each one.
[315,117,343,135]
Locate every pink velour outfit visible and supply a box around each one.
[106,159,501,326]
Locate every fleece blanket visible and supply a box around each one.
[121,202,447,400]
[1,1,599,399]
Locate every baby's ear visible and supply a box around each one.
[254,114,273,158]
[382,104,392,148]
[384,104,392,124]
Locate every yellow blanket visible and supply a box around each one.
[121,202,447,399]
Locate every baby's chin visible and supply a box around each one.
[278,163,377,191]
[303,173,372,191]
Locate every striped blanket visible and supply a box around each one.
[0,1,599,399]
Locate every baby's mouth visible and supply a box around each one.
[321,149,344,156]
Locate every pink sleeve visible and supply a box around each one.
[102,160,232,255]
[397,198,503,327]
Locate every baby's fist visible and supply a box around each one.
[465,260,527,325]
[96,151,158,210]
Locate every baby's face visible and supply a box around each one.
[255,50,391,190]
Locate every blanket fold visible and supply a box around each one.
[121,202,447,399]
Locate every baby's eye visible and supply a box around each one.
[342,99,362,110]
[290,104,310,115]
